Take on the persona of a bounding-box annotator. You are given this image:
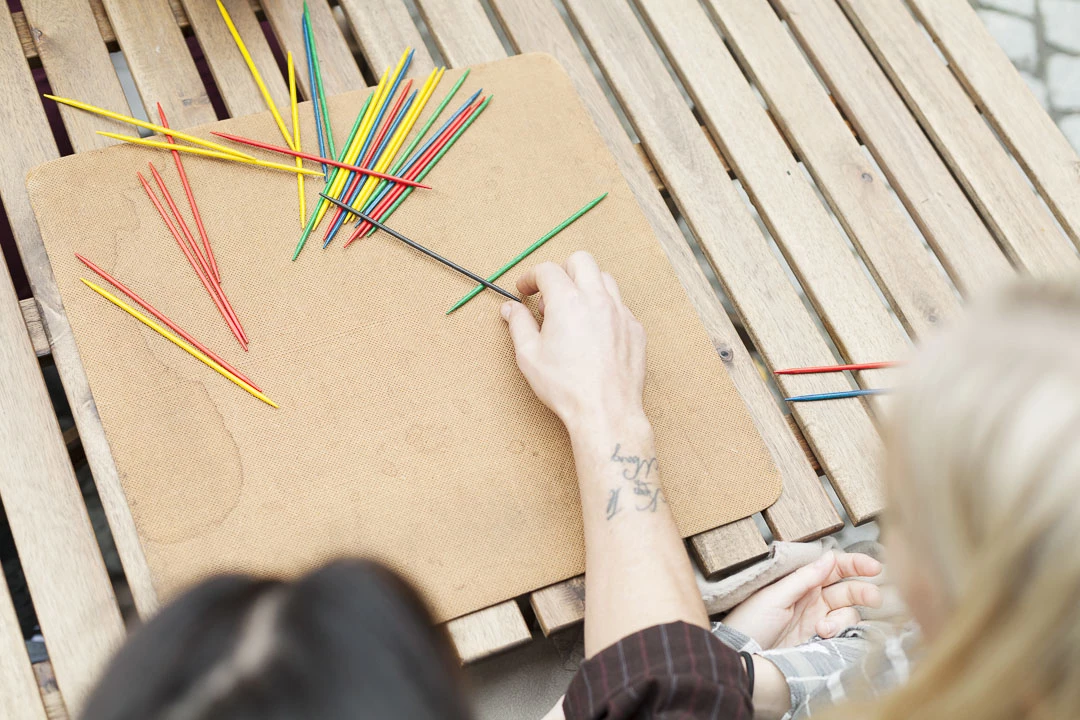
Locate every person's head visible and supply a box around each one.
[854,283,1080,719]
[80,560,471,720]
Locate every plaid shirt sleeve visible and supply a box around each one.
[563,622,753,720]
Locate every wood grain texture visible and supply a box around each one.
[772,0,1013,298]
[488,0,837,545]
[0,7,159,618]
[564,0,884,523]
[0,212,124,715]
[445,600,532,663]
[339,0,437,76]
[692,0,958,339]
[413,0,504,66]
[0,573,48,720]
[457,0,772,579]
[99,0,216,128]
[530,575,585,636]
[34,661,69,720]
[907,0,1080,249]
[21,297,49,357]
[260,0,362,97]
[20,0,130,151]
[179,0,290,118]
[12,0,262,61]
[839,0,1079,277]
[637,0,925,358]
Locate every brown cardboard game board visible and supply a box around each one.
[26,53,781,621]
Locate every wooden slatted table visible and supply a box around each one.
[1,0,1077,715]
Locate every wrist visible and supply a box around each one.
[562,407,652,446]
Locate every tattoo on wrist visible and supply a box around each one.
[606,444,665,520]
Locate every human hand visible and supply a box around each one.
[500,252,647,435]
[722,552,883,650]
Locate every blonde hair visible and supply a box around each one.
[830,283,1080,720]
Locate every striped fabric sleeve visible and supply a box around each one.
[563,622,753,720]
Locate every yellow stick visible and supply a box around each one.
[45,94,256,160]
[97,132,324,176]
[346,66,442,220]
[216,0,295,150]
[288,52,305,226]
[82,279,278,408]
[309,68,388,230]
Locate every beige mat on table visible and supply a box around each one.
[26,53,781,622]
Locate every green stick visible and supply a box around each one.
[303,2,335,160]
[363,94,492,239]
[445,193,609,314]
[292,91,372,260]
[359,69,469,215]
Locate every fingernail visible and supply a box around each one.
[500,302,512,320]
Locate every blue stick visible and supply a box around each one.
[323,91,416,246]
[359,89,482,218]
[784,388,889,403]
[301,13,328,180]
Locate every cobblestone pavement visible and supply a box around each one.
[971,0,1080,149]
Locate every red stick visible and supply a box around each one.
[322,80,414,242]
[75,252,261,391]
[147,164,248,345]
[208,133,432,189]
[346,102,480,245]
[138,172,247,350]
[774,361,899,375]
[159,104,220,282]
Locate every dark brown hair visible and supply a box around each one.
[80,560,471,720]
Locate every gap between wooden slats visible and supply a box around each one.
[690,0,959,340]
[179,0,290,119]
[770,0,1014,299]
[0,573,49,720]
[407,0,836,630]
[260,0,362,96]
[98,0,216,128]
[20,0,130,152]
[559,0,883,525]
[10,0,160,620]
[838,0,1079,278]
[907,0,1080,250]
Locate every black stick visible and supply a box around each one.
[320,194,519,303]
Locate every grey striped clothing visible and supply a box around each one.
[711,621,922,719]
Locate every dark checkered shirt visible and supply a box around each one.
[563,622,753,719]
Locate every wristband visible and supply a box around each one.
[739,650,755,698]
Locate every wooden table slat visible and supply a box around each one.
[696,0,958,339]
[908,0,1080,249]
[20,0,130,152]
[259,0,362,97]
[486,0,837,554]
[413,0,505,67]
[563,0,883,523]
[338,0,437,77]
[0,167,123,718]
[21,297,50,357]
[99,0,216,128]
[772,0,1013,298]
[838,0,1079,277]
[0,573,49,720]
[446,600,532,663]
[0,7,159,623]
[179,0,290,119]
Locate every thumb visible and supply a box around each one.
[768,552,837,606]
[501,302,540,358]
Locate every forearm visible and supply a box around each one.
[568,412,709,657]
